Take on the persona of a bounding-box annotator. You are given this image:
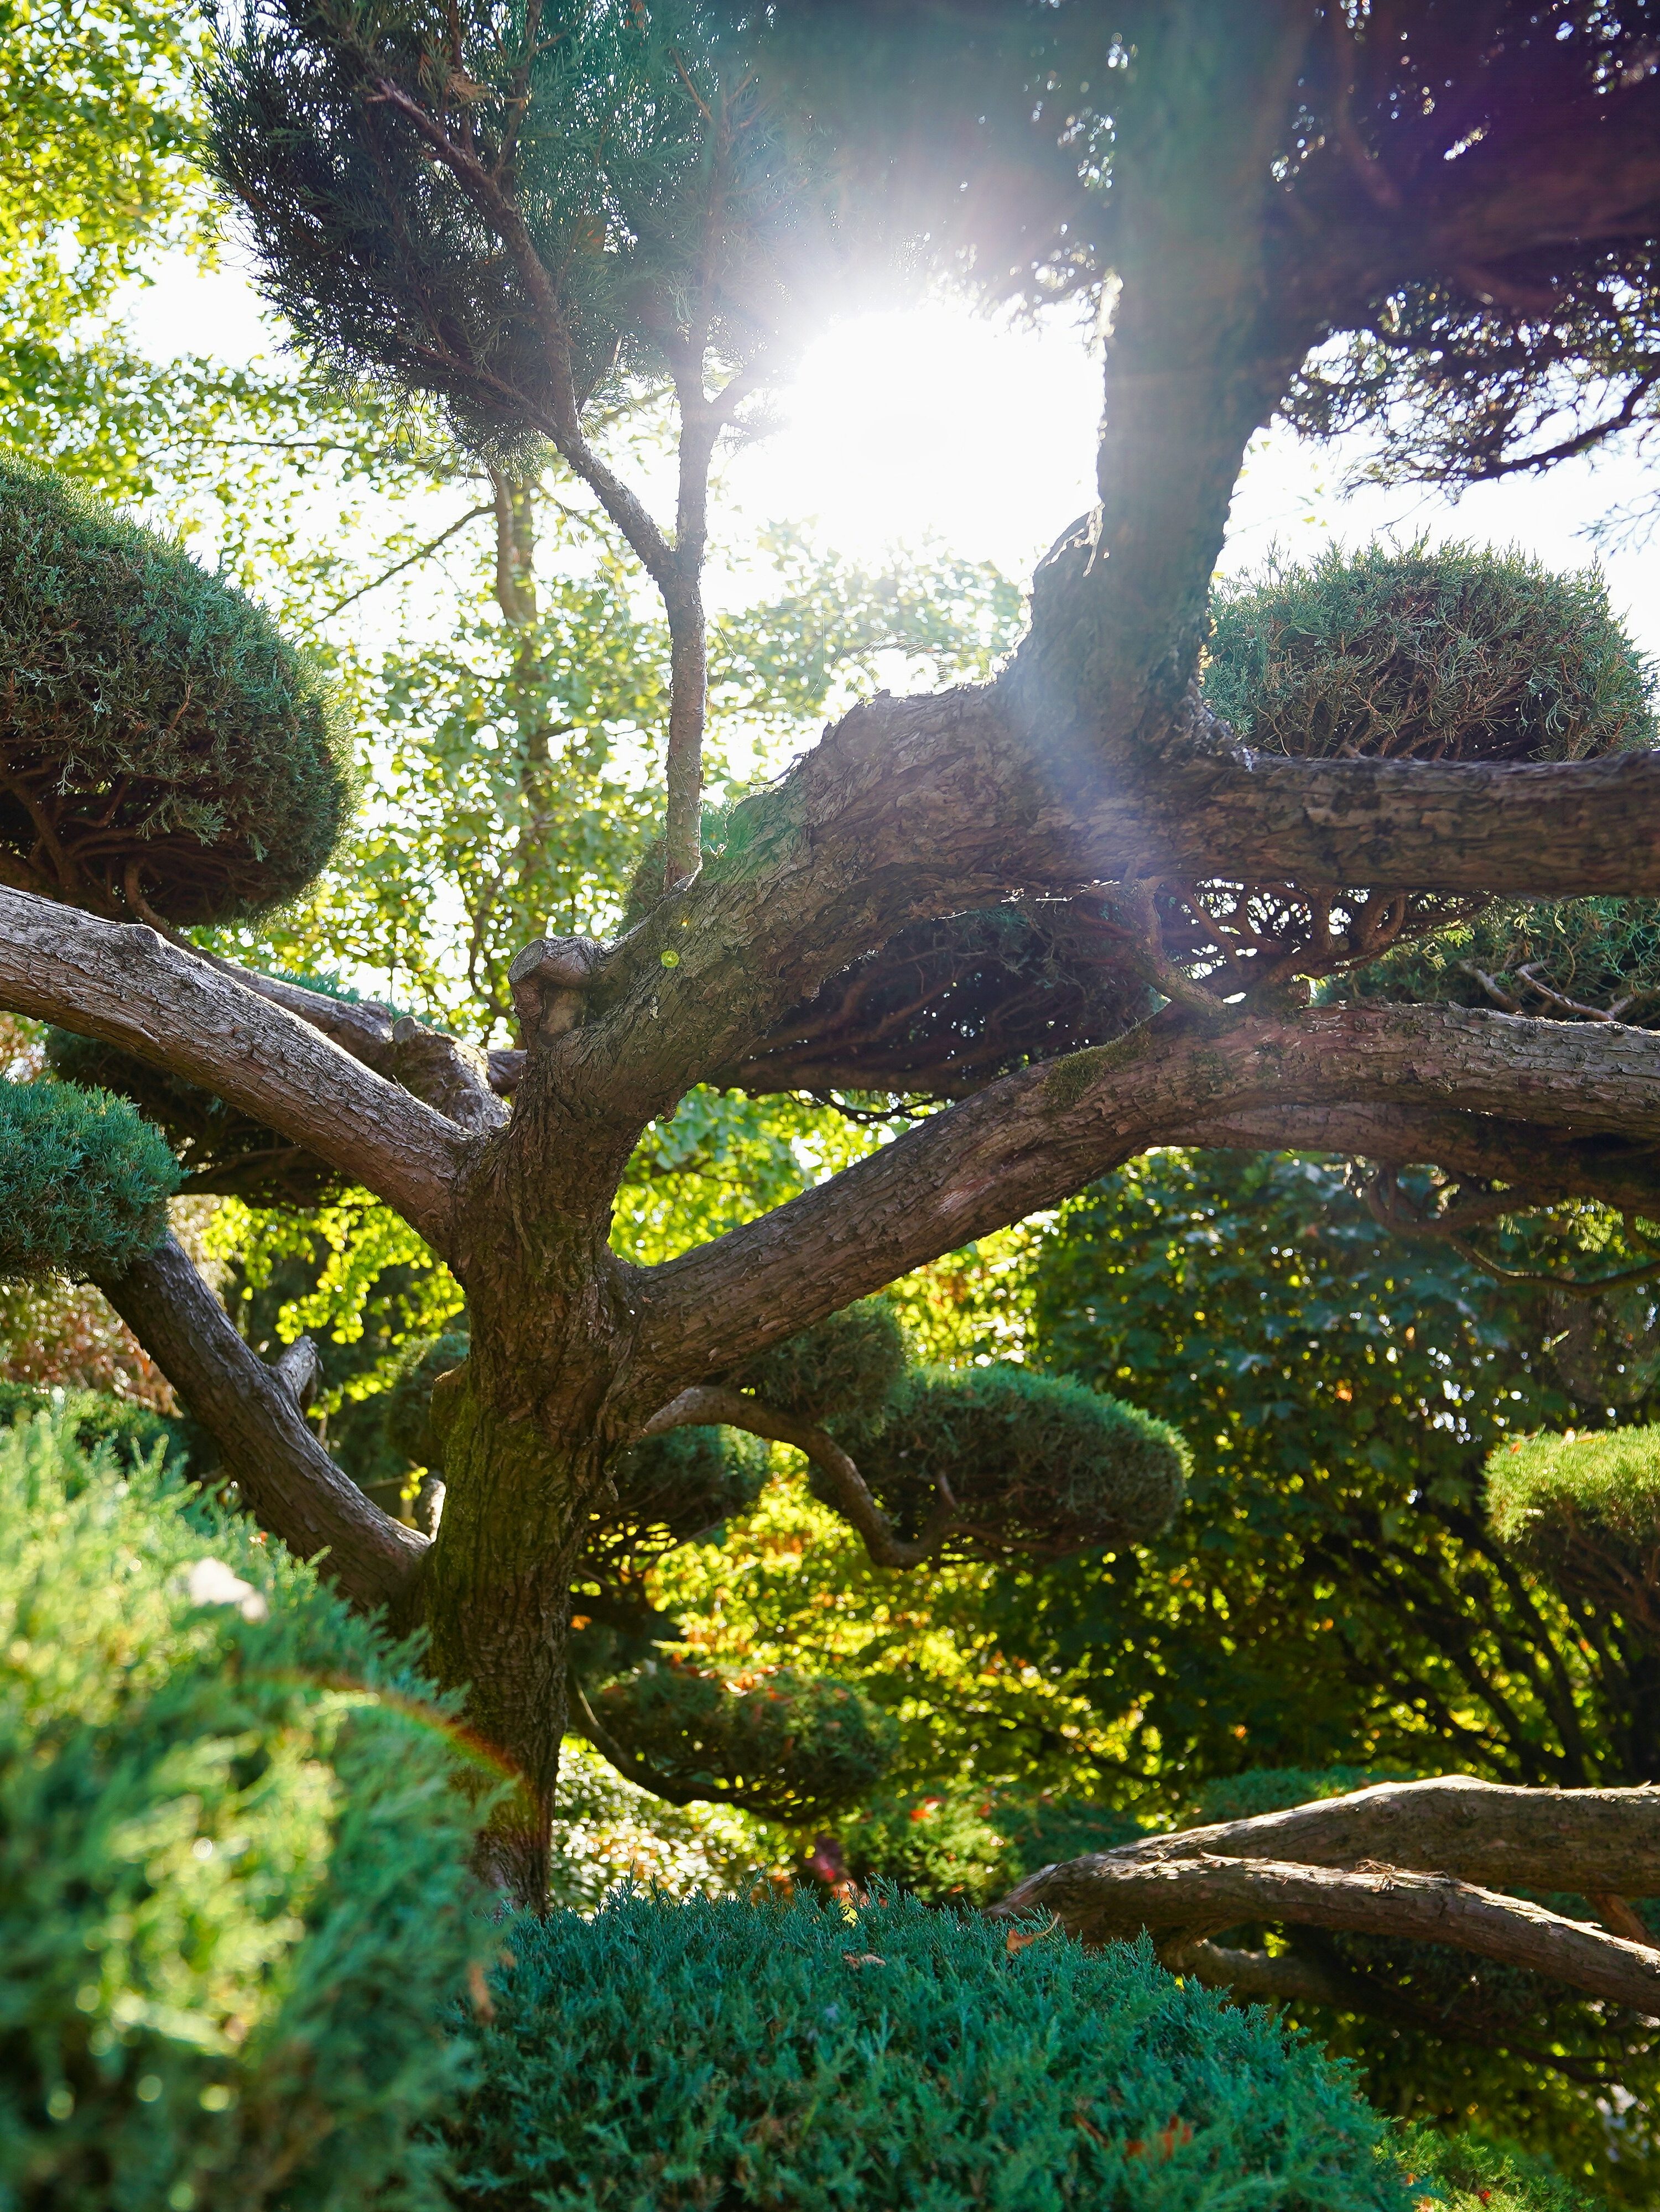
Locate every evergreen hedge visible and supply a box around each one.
[730,1298,908,1429]
[0,460,353,923]
[0,1078,180,1280]
[0,1416,491,2211]
[442,1886,1412,2211]
[1487,1425,1660,1636]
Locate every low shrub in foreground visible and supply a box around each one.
[0,1416,490,2211]
[444,1886,1412,2210]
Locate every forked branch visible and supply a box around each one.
[639,1384,953,1568]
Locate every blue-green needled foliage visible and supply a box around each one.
[0,1078,180,1280]
[0,457,352,923]
[442,1886,1411,2212]
[1488,1425,1660,1645]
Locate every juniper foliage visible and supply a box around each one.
[0,1078,180,1281]
[1205,542,1654,766]
[729,1296,907,1428]
[837,1363,1189,1562]
[441,1886,1410,2212]
[209,0,840,459]
[0,1416,491,2211]
[0,459,351,922]
[588,1658,897,1822]
[1487,1426,1660,1652]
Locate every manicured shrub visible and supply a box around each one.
[0,1415,491,2211]
[1206,541,1655,766]
[0,1381,192,1475]
[1486,1425,1660,1643]
[590,1657,898,1820]
[602,1425,772,1560]
[0,459,353,922]
[0,1078,180,1280]
[840,1363,1188,1559]
[729,1297,908,1428]
[443,1886,1412,2211]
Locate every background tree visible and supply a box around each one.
[6,0,1660,2028]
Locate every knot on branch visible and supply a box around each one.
[391,1017,506,1134]
[509,935,605,1051]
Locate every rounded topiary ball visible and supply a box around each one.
[728,1297,907,1429]
[1206,541,1655,766]
[0,1078,180,1280]
[591,1658,898,1821]
[605,1425,771,1552]
[838,1364,1188,1561]
[0,459,354,923]
[1487,1426,1660,1647]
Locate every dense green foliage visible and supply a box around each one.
[0,460,352,923]
[731,1297,907,1429]
[0,1416,490,2211]
[589,1658,897,1821]
[1333,896,1660,1030]
[844,1364,1189,1562]
[0,1079,180,1281]
[444,1887,1408,2212]
[837,1786,1142,1908]
[0,1380,192,1474]
[1205,542,1654,765]
[1489,1426,1660,1648]
[210,0,837,461]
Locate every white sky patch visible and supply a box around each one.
[118,244,1660,661]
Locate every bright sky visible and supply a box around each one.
[123,251,1660,659]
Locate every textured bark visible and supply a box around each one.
[97,1235,428,1613]
[991,1851,1660,2017]
[629,1004,1660,1401]
[0,888,466,1248]
[996,1776,1660,1902]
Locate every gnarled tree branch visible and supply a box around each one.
[97,1234,428,1614]
[638,1383,951,1569]
[628,1003,1660,1405]
[0,886,469,1248]
[988,1851,1660,2017]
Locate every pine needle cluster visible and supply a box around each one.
[0,460,352,924]
[589,1658,898,1822]
[0,1078,180,1281]
[443,1887,1407,2211]
[1206,541,1654,766]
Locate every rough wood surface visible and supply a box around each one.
[0,887,467,1246]
[991,1850,1660,2015]
[98,1235,428,1612]
[629,1004,1660,1399]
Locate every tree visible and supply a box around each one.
[8,1,1660,1995]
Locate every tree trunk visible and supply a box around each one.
[421,1364,605,1906]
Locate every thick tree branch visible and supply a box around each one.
[97,1234,428,1614]
[627,1003,1660,1403]
[555,687,1660,1140]
[990,1851,1660,2017]
[638,1384,951,1569]
[1011,1776,1660,1897]
[0,887,468,1248]
[1175,1105,1660,1218]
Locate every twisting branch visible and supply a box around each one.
[988,1853,1660,2016]
[638,1383,954,1569]
[565,1669,757,1810]
[628,1002,1660,1405]
[96,1234,428,1614]
[0,886,469,1248]
[1364,1162,1660,1300]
